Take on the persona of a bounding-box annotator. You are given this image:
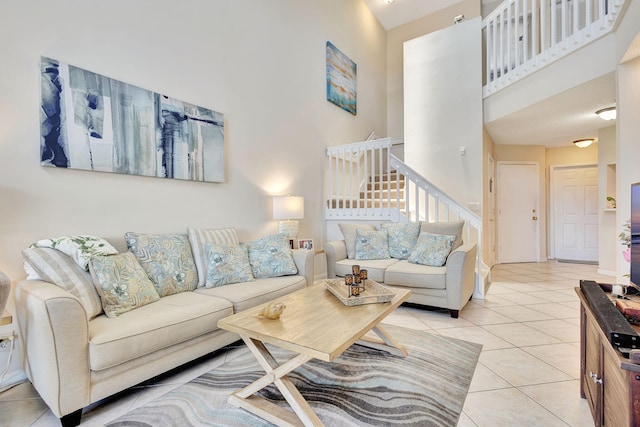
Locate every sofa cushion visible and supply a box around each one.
[384,260,447,290]
[408,232,456,267]
[194,275,306,312]
[205,243,254,287]
[355,229,390,260]
[338,223,376,259]
[381,222,421,260]
[245,233,297,279]
[22,247,103,319]
[187,227,239,287]
[335,258,399,283]
[420,220,464,251]
[28,235,118,271]
[125,232,198,297]
[89,253,161,318]
[88,291,233,371]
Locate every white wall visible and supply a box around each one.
[0,0,387,384]
[598,126,617,275]
[403,17,484,211]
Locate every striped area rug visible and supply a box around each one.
[106,325,481,426]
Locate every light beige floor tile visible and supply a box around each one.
[492,282,547,293]
[523,319,580,343]
[0,384,49,427]
[459,307,515,325]
[479,348,572,386]
[463,388,568,427]
[496,292,555,306]
[436,326,514,351]
[521,343,581,378]
[409,310,474,329]
[526,302,580,319]
[489,305,555,323]
[482,323,561,347]
[467,294,517,308]
[456,411,478,427]
[467,362,512,392]
[384,310,431,330]
[520,380,593,427]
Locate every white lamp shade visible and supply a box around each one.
[273,196,304,220]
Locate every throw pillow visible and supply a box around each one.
[355,229,390,260]
[28,235,118,271]
[245,233,297,279]
[89,252,160,318]
[205,243,255,287]
[420,220,465,251]
[187,227,240,287]
[408,232,456,267]
[22,247,103,319]
[338,223,376,259]
[381,222,421,259]
[125,232,198,297]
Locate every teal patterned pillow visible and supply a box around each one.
[246,234,297,279]
[125,233,198,297]
[205,243,254,287]
[381,222,421,259]
[355,229,390,260]
[89,253,160,318]
[408,232,456,267]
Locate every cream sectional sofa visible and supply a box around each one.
[15,229,314,427]
[325,221,477,318]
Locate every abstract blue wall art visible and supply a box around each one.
[326,42,357,115]
[40,57,225,182]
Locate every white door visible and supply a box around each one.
[488,153,496,267]
[553,165,599,262]
[497,163,539,263]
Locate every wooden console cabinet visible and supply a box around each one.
[577,288,640,426]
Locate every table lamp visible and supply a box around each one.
[273,195,304,239]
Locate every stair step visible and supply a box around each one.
[327,199,406,209]
[360,189,405,199]
[367,181,406,190]
[370,172,404,183]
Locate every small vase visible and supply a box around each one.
[624,248,631,263]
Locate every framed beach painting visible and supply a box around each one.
[326,42,357,115]
[40,56,225,182]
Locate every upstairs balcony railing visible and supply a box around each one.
[326,138,487,298]
[483,0,626,96]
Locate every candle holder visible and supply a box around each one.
[352,264,361,277]
[344,274,354,286]
[347,267,366,297]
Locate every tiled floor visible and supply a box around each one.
[0,261,605,426]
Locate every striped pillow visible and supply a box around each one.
[22,247,103,319]
[187,227,239,287]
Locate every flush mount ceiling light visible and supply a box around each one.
[573,139,595,148]
[595,106,616,121]
[382,0,395,4]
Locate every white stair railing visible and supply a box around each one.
[484,0,626,96]
[326,139,487,298]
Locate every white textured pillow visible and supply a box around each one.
[187,227,239,287]
[338,223,376,259]
[22,247,104,319]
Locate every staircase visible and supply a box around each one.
[326,138,490,299]
[327,172,406,210]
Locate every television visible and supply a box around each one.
[630,182,640,287]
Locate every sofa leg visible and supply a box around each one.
[449,309,459,318]
[60,409,82,427]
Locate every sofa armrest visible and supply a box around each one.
[324,240,347,278]
[14,280,91,418]
[445,243,478,308]
[291,249,314,286]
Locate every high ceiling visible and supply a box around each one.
[364,0,617,148]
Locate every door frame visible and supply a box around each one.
[496,161,540,264]
[549,162,598,260]
[488,152,496,267]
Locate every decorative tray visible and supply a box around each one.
[325,278,395,306]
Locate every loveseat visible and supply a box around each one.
[325,221,477,318]
[14,228,314,427]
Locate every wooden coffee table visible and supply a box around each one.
[217,282,411,427]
